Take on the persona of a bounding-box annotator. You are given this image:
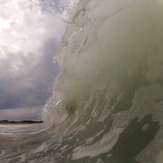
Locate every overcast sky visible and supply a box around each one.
[0,0,70,120]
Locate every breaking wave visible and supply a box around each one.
[1,0,163,162]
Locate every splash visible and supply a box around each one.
[1,0,163,162]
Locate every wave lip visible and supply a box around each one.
[42,0,162,127]
[1,0,162,162]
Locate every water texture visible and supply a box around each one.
[1,0,163,162]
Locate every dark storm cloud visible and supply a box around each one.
[0,38,59,110]
[0,0,70,120]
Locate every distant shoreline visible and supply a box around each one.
[0,120,43,125]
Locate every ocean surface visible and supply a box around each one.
[1,0,163,162]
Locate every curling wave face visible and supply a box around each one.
[1,0,163,162]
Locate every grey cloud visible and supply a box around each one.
[39,0,69,13]
[0,106,43,120]
[0,38,59,110]
[0,0,68,120]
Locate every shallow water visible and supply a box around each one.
[0,124,45,134]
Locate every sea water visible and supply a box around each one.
[1,0,163,162]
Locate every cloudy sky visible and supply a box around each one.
[0,0,70,120]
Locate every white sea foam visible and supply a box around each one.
[41,0,163,162]
[1,0,163,162]
[72,128,124,160]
